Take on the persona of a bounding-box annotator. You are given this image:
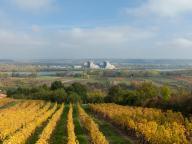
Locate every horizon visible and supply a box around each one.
[2,58,192,61]
[1,0,192,59]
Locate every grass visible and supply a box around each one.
[26,120,49,144]
[26,103,56,144]
[83,105,132,144]
[49,104,69,144]
[73,104,89,144]
[0,102,134,144]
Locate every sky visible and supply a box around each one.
[0,0,192,59]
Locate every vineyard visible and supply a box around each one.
[0,98,192,144]
[0,98,15,107]
[89,103,192,144]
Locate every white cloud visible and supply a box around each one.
[58,26,155,46]
[0,29,45,46]
[10,0,56,12]
[155,37,192,56]
[126,0,192,17]
[149,37,192,59]
[1,25,192,59]
[168,38,192,48]
[0,26,156,58]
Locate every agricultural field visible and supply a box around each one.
[90,104,192,144]
[0,98,16,108]
[0,76,87,89]
[0,98,192,144]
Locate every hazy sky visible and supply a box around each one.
[0,0,192,59]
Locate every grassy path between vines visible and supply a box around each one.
[83,105,133,144]
[73,104,89,144]
[49,105,69,144]
[26,119,50,144]
[26,103,57,144]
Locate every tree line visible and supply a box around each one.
[6,80,192,114]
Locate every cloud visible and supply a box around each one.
[150,37,192,59]
[0,29,46,47]
[0,26,156,59]
[0,10,11,27]
[0,28,49,59]
[167,37,192,48]
[57,26,155,46]
[1,25,192,59]
[126,0,192,17]
[9,0,56,12]
[31,25,41,32]
[154,37,192,55]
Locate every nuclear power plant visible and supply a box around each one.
[83,61,116,69]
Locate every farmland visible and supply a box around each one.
[0,98,192,144]
[1,0,192,141]
[1,61,192,144]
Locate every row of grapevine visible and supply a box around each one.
[0,100,43,115]
[78,104,109,144]
[36,104,64,144]
[90,103,191,144]
[0,101,46,140]
[3,103,58,144]
[67,104,78,144]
